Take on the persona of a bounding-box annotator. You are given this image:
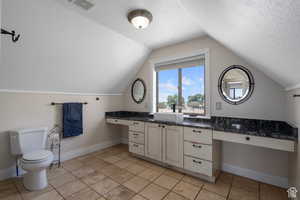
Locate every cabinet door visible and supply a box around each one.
[163,125,183,168]
[145,123,162,161]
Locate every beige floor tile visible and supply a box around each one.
[109,169,135,184]
[15,180,54,200]
[117,152,131,159]
[101,165,122,177]
[47,167,68,180]
[148,165,166,173]
[49,173,76,188]
[90,177,120,196]
[260,184,288,200]
[56,180,87,198]
[0,192,22,200]
[164,192,188,200]
[173,181,200,200]
[114,159,134,169]
[72,166,95,178]
[81,172,106,185]
[76,154,95,162]
[102,155,123,164]
[139,169,162,181]
[32,190,63,200]
[140,184,169,200]
[123,176,150,193]
[217,172,233,184]
[131,194,148,200]
[203,181,230,197]
[65,187,100,200]
[135,160,155,168]
[196,189,226,200]
[154,175,179,190]
[182,175,205,187]
[229,186,258,200]
[88,159,111,171]
[63,159,84,171]
[127,164,147,175]
[232,176,259,193]
[163,169,184,180]
[104,185,135,200]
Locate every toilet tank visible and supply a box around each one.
[10,127,48,156]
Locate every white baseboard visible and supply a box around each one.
[60,139,121,161]
[222,163,288,188]
[121,137,128,144]
[0,139,121,181]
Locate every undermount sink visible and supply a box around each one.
[153,112,184,123]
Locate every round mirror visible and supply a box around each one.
[131,78,146,104]
[218,65,254,105]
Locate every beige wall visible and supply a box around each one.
[0,92,123,170]
[286,89,300,195]
[123,36,289,185]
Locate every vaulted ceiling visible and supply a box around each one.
[1,0,299,94]
[180,0,300,89]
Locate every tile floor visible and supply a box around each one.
[0,144,289,200]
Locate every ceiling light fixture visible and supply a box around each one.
[127,9,153,29]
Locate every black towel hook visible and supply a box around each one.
[1,28,20,42]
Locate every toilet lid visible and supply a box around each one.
[23,150,53,161]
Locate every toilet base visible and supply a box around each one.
[23,169,48,191]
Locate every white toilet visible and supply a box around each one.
[10,127,54,191]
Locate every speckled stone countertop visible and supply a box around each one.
[106,111,298,141]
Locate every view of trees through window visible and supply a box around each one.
[157,65,205,115]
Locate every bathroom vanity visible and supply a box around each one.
[106,111,297,182]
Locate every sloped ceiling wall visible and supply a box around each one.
[0,0,150,94]
[180,0,300,89]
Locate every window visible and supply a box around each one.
[155,54,208,116]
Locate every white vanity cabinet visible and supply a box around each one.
[144,123,184,168]
[162,125,184,168]
[145,123,163,161]
[183,127,220,179]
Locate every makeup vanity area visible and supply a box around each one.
[106,66,298,183]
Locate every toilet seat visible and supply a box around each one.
[22,150,53,163]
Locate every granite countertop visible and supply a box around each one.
[106,111,298,141]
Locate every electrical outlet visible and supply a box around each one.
[216,102,222,110]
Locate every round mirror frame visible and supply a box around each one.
[218,65,255,105]
[131,78,146,104]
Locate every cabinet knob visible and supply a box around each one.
[192,129,202,134]
[192,144,202,148]
[192,159,202,164]
[245,136,250,141]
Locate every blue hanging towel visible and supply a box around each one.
[63,103,83,138]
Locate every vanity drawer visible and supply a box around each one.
[129,142,144,156]
[184,141,212,161]
[106,118,128,125]
[184,127,212,144]
[184,156,212,177]
[129,131,144,144]
[129,121,145,132]
[213,131,295,152]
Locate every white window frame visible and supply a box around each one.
[150,49,210,119]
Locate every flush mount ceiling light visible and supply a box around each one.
[127,9,153,29]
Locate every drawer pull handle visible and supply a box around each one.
[133,133,139,136]
[114,120,118,122]
[133,144,139,147]
[245,137,250,141]
[192,144,202,148]
[192,130,202,134]
[192,159,202,164]
[133,122,139,125]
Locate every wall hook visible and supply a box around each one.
[1,28,20,42]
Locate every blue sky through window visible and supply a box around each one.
[158,65,205,103]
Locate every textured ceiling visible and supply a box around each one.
[55,0,206,49]
[0,0,149,94]
[180,0,300,89]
